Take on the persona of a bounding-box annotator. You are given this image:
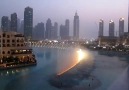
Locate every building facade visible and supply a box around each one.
[0,31,36,67]
[109,20,115,37]
[54,22,58,39]
[65,19,70,38]
[45,18,52,39]
[24,7,33,40]
[73,12,79,40]
[19,19,24,35]
[11,13,17,32]
[119,18,124,37]
[99,19,104,37]
[60,25,66,40]
[1,16,10,31]
[128,15,129,33]
[33,22,45,40]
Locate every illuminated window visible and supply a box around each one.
[15,50,18,53]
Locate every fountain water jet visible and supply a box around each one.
[57,48,93,76]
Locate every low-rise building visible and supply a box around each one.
[0,31,36,68]
[98,36,117,46]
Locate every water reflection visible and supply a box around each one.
[97,50,129,64]
[35,48,53,60]
[0,68,29,77]
[98,50,129,58]
[56,48,94,75]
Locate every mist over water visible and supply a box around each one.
[0,47,128,90]
[56,47,94,75]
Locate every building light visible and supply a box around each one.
[103,47,106,49]
[86,41,89,44]
[16,50,18,53]
[23,50,26,52]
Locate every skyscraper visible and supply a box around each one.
[109,20,115,37]
[99,19,104,37]
[128,14,129,33]
[73,12,79,40]
[51,22,58,39]
[20,19,24,34]
[54,22,58,39]
[17,18,21,32]
[24,6,33,40]
[45,18,52,39]
[60,24,66,40]
[119,18,124,37]
[11,13,17,32]
[1,16,10,31]
[33,22,45,40]
[51,26,55,40]
[59,19,70,40]
[65,19,70,38]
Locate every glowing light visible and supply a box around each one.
[77,49,86,62]
[109,20,114,23]
[57,62,78,76]
[57,49,87,76]
[86,41,89,44]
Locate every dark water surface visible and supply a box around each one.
[0,47,128,90]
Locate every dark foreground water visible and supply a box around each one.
[0,47,129,90]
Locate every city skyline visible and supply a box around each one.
[0,0,128,39]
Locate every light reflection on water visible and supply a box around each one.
[0,68,29,77]
[56,48,94,75]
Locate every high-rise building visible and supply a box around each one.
[109,20,115,37]
[54,22,58,39]
[24,6,33,40]
[45,18,52,39]
[99,19,104,37]
[128,15,129,33]
[51,22,58,40]
[51,26,56,40]
[73,12,79,40]
[59,19,70,40]
[19,19,24,34]
[119,18,124,37]
[17,18,21,32]
[33,22,45,40]
[65,19,69,38]
[11,13,17,32]
[1,16,10,31]
[60,24,66,40]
